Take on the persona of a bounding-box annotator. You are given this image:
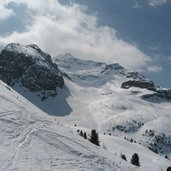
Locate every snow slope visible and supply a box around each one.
[0,45,171,170]
[0,80,170,171]
[53,54,171,157]
[0,80,133,171]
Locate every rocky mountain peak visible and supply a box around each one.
[3,43,51,62]
[53,54,158,91]
[0,43,64,100]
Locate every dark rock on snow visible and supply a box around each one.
[0,43,64,99]
[121,71,158,91]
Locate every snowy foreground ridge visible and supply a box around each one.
[0,43,171,171]
[0,81,132,171]
[0,81,170,171]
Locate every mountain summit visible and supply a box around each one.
[0,43,64,100]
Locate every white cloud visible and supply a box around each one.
[147,65,163,73]
[148,0,168,7]
[0,2,15,20]
[0,0,156,71]
[132,2,143,9]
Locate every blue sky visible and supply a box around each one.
[0,0,171,87]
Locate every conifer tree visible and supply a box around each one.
[131,153,140,166]
[120,153,127,161]
[83,132,87,139]
[80,130,83,137]
[89,129,100,146]
[167,167,171,171]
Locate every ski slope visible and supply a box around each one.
[0,81,133,171]
[0,80,170,170]
[0,46,171,170]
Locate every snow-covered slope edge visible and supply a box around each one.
[0,80,170,170]
[0,80,131,171]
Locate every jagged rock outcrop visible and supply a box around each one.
[121,72,158,91]
[0,43,64,100]
[121,80,157,91]
[142,89,171,102]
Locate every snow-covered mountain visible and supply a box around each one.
[53,53,171,157]
[0,43,171,170]
[0,43,66,116]
[0,80,170,171]
[0,80,132,170]
[0,43,64,93]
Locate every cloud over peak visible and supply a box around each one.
[0,0,157,71]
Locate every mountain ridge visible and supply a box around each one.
[0,43,171,169]
[0,43,64,99]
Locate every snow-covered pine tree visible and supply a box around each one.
[166,167,171,171]
[83,132,87,139]
[89,129,100,146]
[120,153,127,161]
[80,130,83,137]
[131,153,140,166]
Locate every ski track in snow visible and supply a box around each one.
[0,86,130,170]
[0,79,169,171]
[0,50,170,170]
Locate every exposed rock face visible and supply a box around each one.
[121,71,171,102]
[121,72,158,91]
[0,43,64,99]
[142,89,171,102]
[121,80,157,91]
